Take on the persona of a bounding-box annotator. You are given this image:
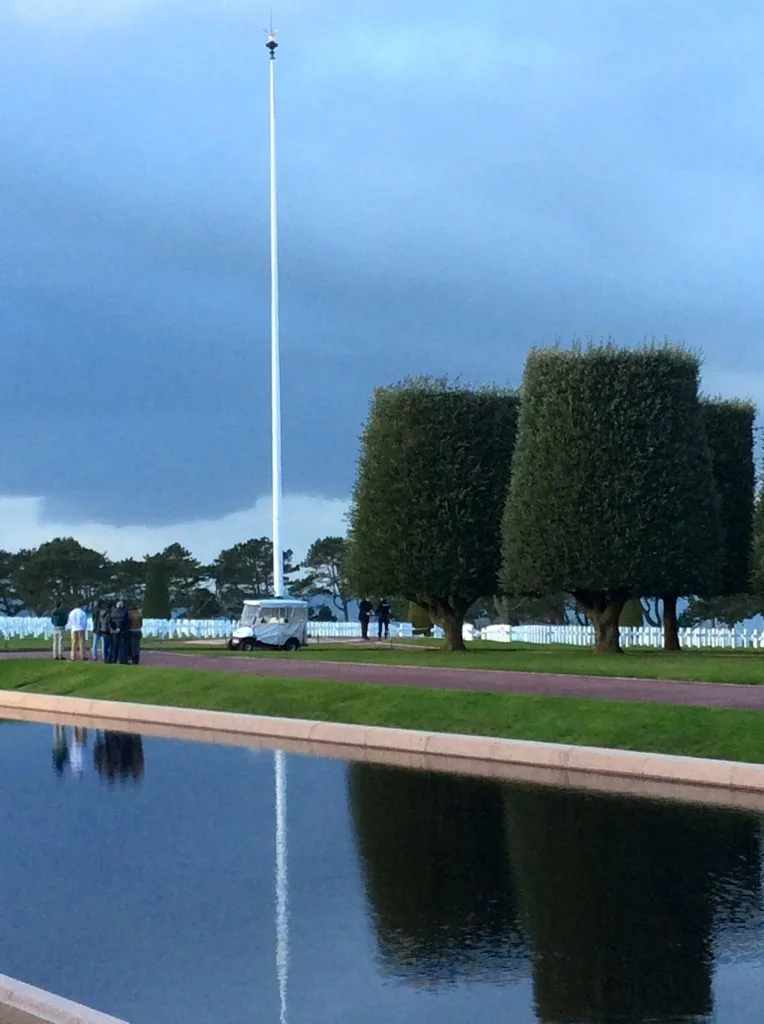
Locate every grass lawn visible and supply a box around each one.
[2,659,764,764]
[0,636,50,651]
[155,639,764,686]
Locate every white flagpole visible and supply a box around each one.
[267,28,289,1024]
[267,28,283,597]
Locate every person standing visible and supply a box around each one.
[375,598,392,640]
[66,603,88,661]
[90,601,104,661]
[110,600,130,664]
[128,603,143,665]
[98,601,114,663]
[51,605,68,660]
[358,598,373,640]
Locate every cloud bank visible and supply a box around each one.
[0,492,348,563]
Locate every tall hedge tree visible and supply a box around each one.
[143,559,171,618]
[660,398,757,648]
[347,379,519,651]
[755,483,764,600]
[502,344,722,653]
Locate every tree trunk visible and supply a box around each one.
[662,594,681,651]
[640,597,662,628]
[574,591,627,654]
[440,608,466,652]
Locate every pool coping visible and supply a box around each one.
[0,973,128,1024]
[4,688,764,811]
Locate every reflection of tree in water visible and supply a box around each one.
[347,763,526,985]
[93,732,145,784]
[503,786,762,1024]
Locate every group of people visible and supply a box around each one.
[50,600,143,664]
[358,598,392,640]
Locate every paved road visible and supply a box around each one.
[4,648,764,710]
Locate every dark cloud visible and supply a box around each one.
[2,0,764,526]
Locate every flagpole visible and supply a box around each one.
[267,28,288,1024]
[267,28,283,597]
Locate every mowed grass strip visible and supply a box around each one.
[2,660,764,764]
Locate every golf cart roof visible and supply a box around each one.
[242,598,309,608]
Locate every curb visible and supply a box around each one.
[0,973,128,1024]
[2,688,764,796]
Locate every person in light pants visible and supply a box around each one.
[66,604,88,661]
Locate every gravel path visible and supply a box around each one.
[3,648,764,710]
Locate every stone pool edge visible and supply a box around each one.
[0,972,128,1024]
[2,687,763,794]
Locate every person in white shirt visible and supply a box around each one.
[66,604,88,661]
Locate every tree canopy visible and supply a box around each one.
[11,538,106,613]
[502,344,722,652]
[211,538,298,618]
[347,378,519,650]
[290,536,351,620]
[701,398,756,595]
[0,550,23,616]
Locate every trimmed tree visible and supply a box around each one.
[755,484,764,600]
[347,379,519,651]
[701,398,756,594]
[143,559,171,618]
[660,398,756,649]
[502,344,722,653]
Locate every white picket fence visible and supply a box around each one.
[475,623,764,648]
[0,616,420,641]
[2,616,764,648]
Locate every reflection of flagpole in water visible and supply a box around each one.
[275,749,289,1024]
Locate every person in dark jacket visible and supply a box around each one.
[128,603,143,665]
[50,606,68,660]
[375,598,392,640]
[358,598,373,640]
[110,600,130,665]
[91,601,108,661]
[98,602,114,663]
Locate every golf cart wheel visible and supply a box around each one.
[240,639,254,652]
[283,637,301,652]
[226,639,234,650]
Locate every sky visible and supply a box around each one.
[3,0,764,561]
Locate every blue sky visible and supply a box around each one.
[2,0,764,559]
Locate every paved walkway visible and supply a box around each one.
[4,649,764,710]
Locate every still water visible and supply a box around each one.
[1,721,763,1024]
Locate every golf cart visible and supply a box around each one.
[228,598,309,652]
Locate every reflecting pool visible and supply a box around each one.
[1,720,763,1023]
